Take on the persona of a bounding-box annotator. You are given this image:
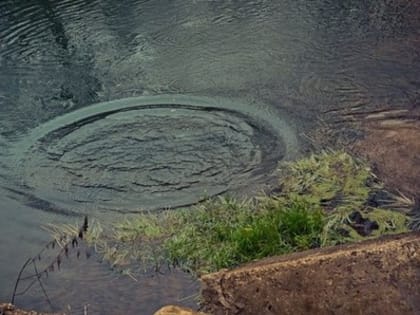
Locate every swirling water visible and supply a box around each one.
[0,0,419,313]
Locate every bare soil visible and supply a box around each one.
[200,232,420,315]
[350,106,420,199]
[309,105,420,200]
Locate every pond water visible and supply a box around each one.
[0,0,419,314]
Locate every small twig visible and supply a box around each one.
[124,270,138,282]
[15,278,38,297]
[177,292,199,302]
[33,260,53,308]
[11,258,31,304]
[19,273,39,281]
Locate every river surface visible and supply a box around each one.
[0,0,419,314]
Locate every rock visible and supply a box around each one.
[153,305,208,315]
[348,210,379,236]
[0,303,64,315]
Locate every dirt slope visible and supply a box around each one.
[201,232,420,315]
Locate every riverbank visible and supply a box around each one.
[200,232,420,314]
[5,150,418,314]
[88,150,411,276]
[5,232,420,314]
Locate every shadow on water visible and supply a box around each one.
[0,0,419,313]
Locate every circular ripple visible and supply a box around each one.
[12,95,298,213]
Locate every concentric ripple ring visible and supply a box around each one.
[11,95,298,213]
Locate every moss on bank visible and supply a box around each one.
[72,151,411,275]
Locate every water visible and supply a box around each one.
[9,95,296,213]
[0,0,419,313]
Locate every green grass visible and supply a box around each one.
[100,196,329,274]
[60,150,411,275]
[164,197,327,273]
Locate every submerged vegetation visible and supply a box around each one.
[73,151,412,275]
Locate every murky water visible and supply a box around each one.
[1,0,419,314]
[9,95,296,213]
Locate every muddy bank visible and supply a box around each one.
[318,105,420,200]
[350,107,420,199]
[200,232,420,315]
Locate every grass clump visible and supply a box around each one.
[279,150,374,209]
[164,197,326,273]
[87,150,410,275]
[105,196,327,274]
[346,208,409,240]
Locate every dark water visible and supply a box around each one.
[1,0,419,314]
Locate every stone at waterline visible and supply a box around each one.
[0,303,64,315]
[154,305,208,315]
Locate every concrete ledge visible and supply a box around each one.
[201,232,420,315]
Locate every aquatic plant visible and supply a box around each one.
[277,150,409,242]
[278,150,376,209]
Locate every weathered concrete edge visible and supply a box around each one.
[200,232,420,315]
